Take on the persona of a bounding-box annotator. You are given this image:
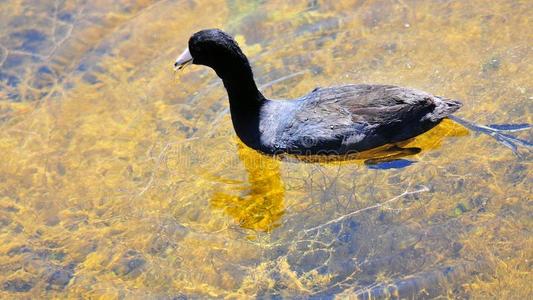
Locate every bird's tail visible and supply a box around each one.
[423,97,463,122]
[440,98,463,114]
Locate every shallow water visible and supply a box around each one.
[0,0,531,298]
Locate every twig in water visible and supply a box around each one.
[258,70,307,91]
[303,185,430,233]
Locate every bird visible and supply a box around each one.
[173,29,528,156]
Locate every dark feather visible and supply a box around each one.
[257,84,461,154]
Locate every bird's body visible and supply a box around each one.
[258,84,461,154]
[175,29,463,156]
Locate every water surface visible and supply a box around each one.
[0,0,531,298]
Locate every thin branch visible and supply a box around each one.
[303,185,430,233]
[258,70,307,91]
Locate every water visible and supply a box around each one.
[0,0,531,298]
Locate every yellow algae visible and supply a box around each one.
[234,35,262,57]
[0,0,531,298]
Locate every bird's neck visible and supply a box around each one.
[222,76,264,108]
[217,66,266,150]
[217,61,264,106]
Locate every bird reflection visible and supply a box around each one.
[210,119,468,232]
[210,143,285,232]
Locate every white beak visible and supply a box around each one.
[174,48,193,71]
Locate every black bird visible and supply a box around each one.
[174,29,530,156]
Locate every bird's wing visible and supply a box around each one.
[276,84,455,152]
[309,84,437,125]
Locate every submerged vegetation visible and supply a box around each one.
[0,0,531,298]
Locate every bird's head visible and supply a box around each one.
[174,29,248,75]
